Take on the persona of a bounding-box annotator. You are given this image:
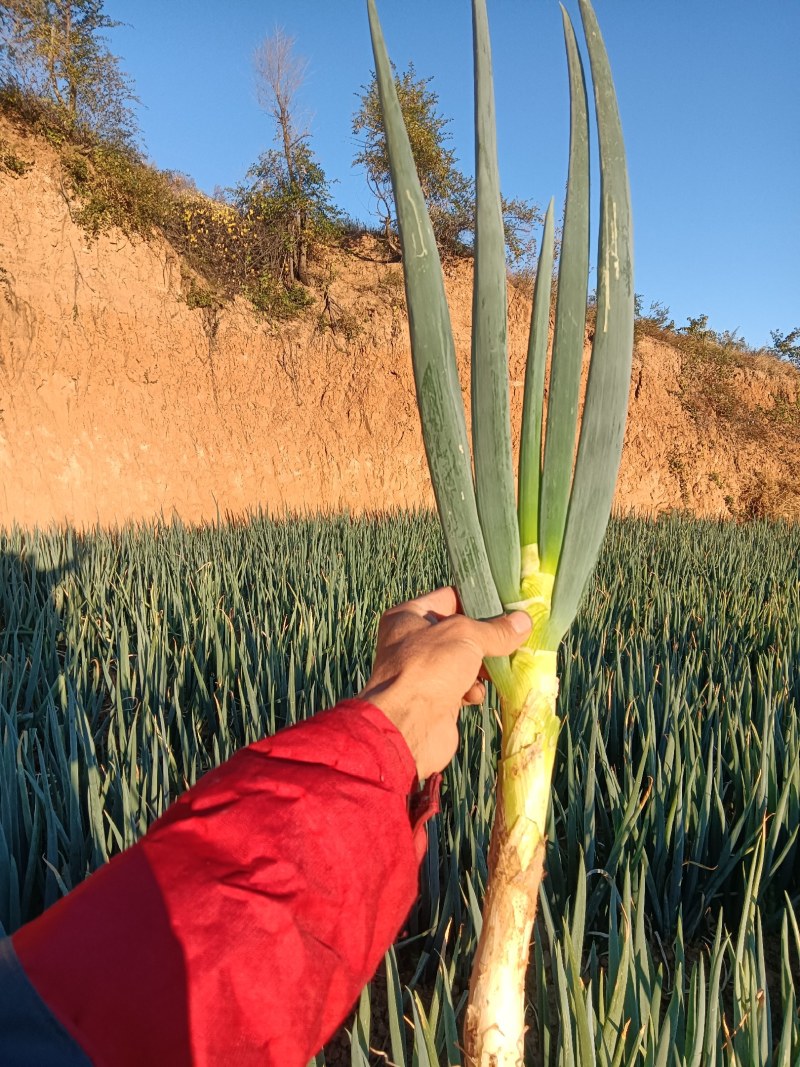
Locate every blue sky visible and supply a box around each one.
[103,1,799,349]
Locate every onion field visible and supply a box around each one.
[1,512,798,1064]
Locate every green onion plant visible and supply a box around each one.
[366,0,634,1061]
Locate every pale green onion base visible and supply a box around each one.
[465,654,560,1066]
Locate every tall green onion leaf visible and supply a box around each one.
[547,0,634,645]
[538,7,591,574]
[518,198,555,548]
[366,0,513,691]
[471,0,520,606]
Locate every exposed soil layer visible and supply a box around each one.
[1,115,798,530]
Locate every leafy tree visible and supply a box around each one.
[770,326,800,368]
[678,313,713,339]
[675,314,755,353]
[501,194,544,277]
[252,27,337,285]
[0,0,138,147]
[234,141,338,286]
[352,62,541,268]
[353,62,463,251]
[634,294,674,330]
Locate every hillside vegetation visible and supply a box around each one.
[0,107,798,529]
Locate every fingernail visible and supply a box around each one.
[509,611,532,635]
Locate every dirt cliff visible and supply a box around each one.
[1,114,798,529]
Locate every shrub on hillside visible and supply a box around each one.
[770,326,800,368]
[0,81,342,320]
[62,142,174,237]
[167,188,330,318]
[0,93,333,320]
[0,134,32,175]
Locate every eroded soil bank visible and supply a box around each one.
[1,116,798,529]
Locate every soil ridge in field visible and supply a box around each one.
[1,114,798,529]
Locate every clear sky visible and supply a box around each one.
[102,0,799,349]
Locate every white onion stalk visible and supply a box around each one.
[366,1,634,1062]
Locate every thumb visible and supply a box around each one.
[471,610,532,658]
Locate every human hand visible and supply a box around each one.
[356,587,532,780]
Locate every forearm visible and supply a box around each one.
[10,700,437,1067]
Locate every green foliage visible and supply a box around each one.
[169,175,332,318]
[246,274,314,319]
[500,194,545,277]
[668,315,798,454]
[770,326,800,368]
[353,62,459,242]
[352,63,541,269]
[0,9,336,321]
[237,142,341,279]
[676,313,751,354]
[764,390,800,428]
[633,294,674,337]
[246,145,336,226]
[39,133,329,319]
[1,513,799,1062]
[0,82,74,148]
[0,0,139,149]
[679,312,713,339]
[629,301,797,453]
[171,193,254,294]
[631,300,800,384]
[62,140,172,236]
[183,281,220,312]
[0,132,31,174]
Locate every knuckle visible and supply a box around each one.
[378,606,402,631]
[444,615,470,639]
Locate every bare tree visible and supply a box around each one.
[252,28,312,284]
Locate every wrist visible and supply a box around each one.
[355,681,422,775]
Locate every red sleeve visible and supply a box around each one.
[12,699,439,1067]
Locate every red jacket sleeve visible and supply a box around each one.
[12,699,439,1067]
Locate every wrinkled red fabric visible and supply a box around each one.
[13,700,439,1066]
